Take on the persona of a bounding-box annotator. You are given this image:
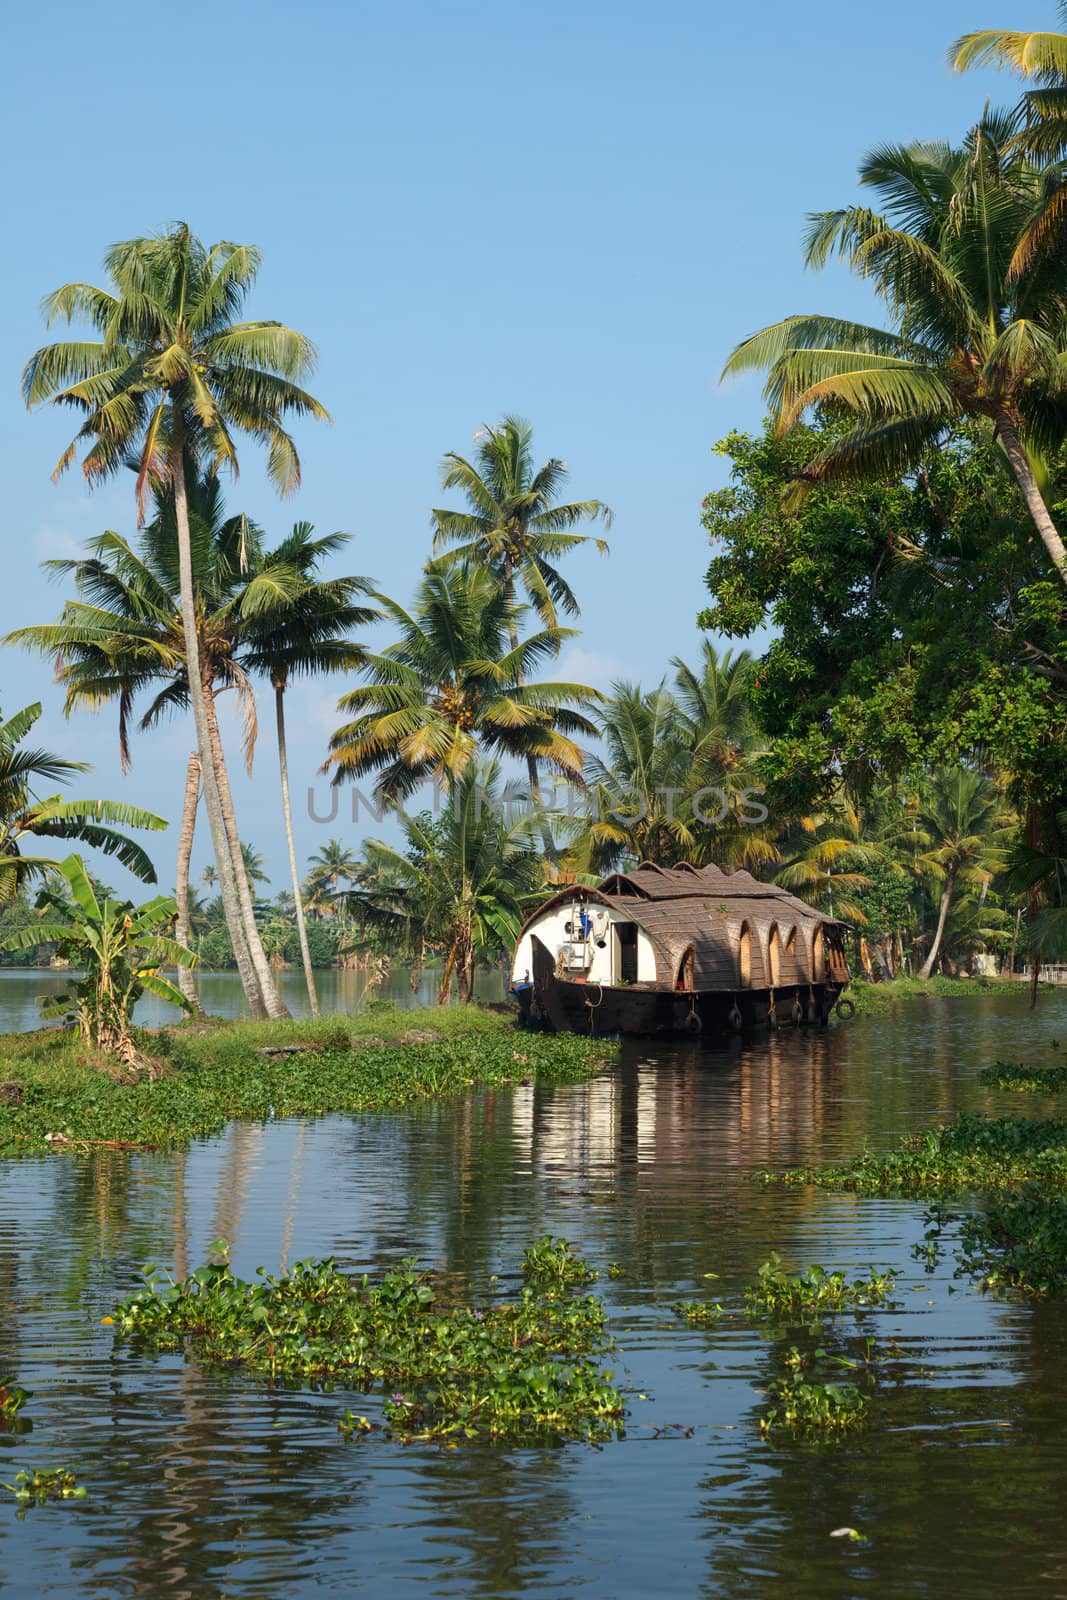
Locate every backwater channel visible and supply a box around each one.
[1,985,1066,1598]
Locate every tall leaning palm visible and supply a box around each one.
[23,224,329,1019]
[241,524,377,1015]
[431,417,611,854]
[10,473,277,1015]
[722,115,1067,588]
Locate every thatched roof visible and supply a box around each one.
[525,860,846,992]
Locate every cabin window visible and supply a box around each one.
[813,927,825,980]
[768,925,782,987]
[785,927,796,956]
[676,947,695,991]
[738,922,752,986]
[615,922,639,984]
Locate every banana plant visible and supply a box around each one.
[0,855,195,1069]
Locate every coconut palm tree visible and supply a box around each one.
[722,113,1067,589]
[239,523,377,1015]
[952,9,1067,269]
[325,564,601,804]
[304,839,362,917]
[7,472,281,1016]
[22,224,329,1018]
[353,764,544,1003]
[909,767,1009,978]
[430,417,611,854]
[0,703,166,904]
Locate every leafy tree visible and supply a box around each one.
[9,472,277,1014]
[909,767,1010,977]
[352,765,544,1003]
[325,564,601,802]
[0,703,165,904]
[430,416,611,854]
[23,224,329,1020]
[239,522,377,1015]
[722,113,1067,587]
[699,417,1067,814]
[304,839,362,917]
[0,855,193,1072]
[563,648,770,873]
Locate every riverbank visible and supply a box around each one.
[0,1006,617,1159]
[843,974,1028,1018]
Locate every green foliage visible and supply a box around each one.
[1,1468,85,1506]
[0,1010,614,1158]
[670,1299,724,1325]
[521,1235,598,1287]
[758,1349,868,1438]
[980,1060,1067,1091]
[354,765,546,1002]
[109,1246,624,1445]
[0,703,165,901]
[326,564,600,801]
[744,1254,899,1317]
[0,855,193,1070]
[431,415,611,629]
[956,1188,1067,1295]
[764,1112,1067,1195]
[0,1381,31,1434]
[700,418,1067,811]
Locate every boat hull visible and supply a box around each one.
[521,936,843,1038]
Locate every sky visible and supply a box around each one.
[0,0,1043,897]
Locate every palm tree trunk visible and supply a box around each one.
[170,424,267,1019]
[437,942,458,1005]
[275,683,319,1017]
[174,751,204,1015]
[997,416,1067,588]
[505,594,558,867]
[919,869,956,979]
[202,682,290,1020]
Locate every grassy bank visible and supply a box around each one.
[843,974,1022,1018]
[0,1007,616,1159]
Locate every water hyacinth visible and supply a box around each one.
[759,1114,1067,1196]
[108,1242,625,1445]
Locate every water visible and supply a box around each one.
[0,966,505,1032]
[1,991,1066,1598]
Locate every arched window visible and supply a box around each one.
[767,924,782,987]
[676,947,695,991]
[813,926,826,980]
[738,922,752,986]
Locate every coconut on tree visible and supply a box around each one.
[22,224,330,1019]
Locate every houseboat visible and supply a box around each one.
[511,860,851,1037]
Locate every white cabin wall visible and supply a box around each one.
[511,901,659,987]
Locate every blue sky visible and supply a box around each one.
[0,0,1039,894]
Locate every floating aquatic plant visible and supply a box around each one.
[0,1382,30,1434]
[1,1468,85,1506]
[109,1243,625,1445]
[522,1235,599,1288]
[745,1255,899,1317]
[671,1299,725,1325]
[955,1188,1067,1296]
[758,1114,1067,1195]
[979,1061,1067,1093]
[758,1347,868,1438]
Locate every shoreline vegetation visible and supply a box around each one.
[0,1006,616,1160]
